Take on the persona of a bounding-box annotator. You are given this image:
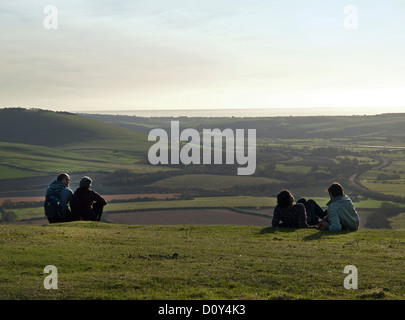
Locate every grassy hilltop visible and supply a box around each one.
[0,222,404,300]
[0,108,147,147]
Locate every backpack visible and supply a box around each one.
[44,193,61,219]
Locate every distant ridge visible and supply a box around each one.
[79,107,405,118]
[81,111,405,141]
[0,108,146,147]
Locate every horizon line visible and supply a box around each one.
[2,106,405,118]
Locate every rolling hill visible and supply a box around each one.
[1,108,405,231]
[0,108,148,147]
[81,112,405,143]
[0,108,154,181]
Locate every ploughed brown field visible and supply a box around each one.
[104,208,271,226]
[0,194,180,203]
[1,194,272,226]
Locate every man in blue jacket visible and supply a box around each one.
[319,182,360,231]
[45,173,74,223]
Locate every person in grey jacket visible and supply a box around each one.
[45,173,74,223]
[298,182,359,231]
[320,182,360,231]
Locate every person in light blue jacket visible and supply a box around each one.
[320,182,360,231]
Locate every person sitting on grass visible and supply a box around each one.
[70,176,107,222]
[299,182,359,231]
[45,173,73,223]
[271,189,309,228]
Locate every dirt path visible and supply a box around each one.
[349,157,390,190]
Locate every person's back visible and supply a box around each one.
[327,195,359,231]
[70,176,107,221]
[272,189,308,228]
[272,203,308,228]
[325,182,359,231]
[45,173,73,223]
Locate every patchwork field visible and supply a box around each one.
[149,174,283,190]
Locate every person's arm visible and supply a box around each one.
[326,206,342,231]
[272,206,281,227]
[297,204,309,228]
[59,188,73,217]
[92,191,107,206]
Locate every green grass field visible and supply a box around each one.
[0,140,160,179]
[360,181,405,197]
[0,222,404,300]
[390,213,405,229]
[9,195,402,223]
[9,196,275,221]
[149,174,283,190]
[9,195,405,224]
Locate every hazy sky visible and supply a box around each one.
[1,0,405,114]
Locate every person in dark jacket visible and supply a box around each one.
[45,173,74,223]
[272,189,309,228]
[70,176,107,221]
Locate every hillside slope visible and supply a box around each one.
[82,112,405,142]
[0,222,404,300]
[0,108,154,181]
[0,108,148,147]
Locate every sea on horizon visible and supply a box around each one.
[79,107,404,118]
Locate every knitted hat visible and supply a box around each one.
[80,176,92,188]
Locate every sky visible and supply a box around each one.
[1,0,405,115]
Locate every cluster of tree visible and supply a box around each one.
[364,202,404,229]
[225,183,283,197]
[377,202,403,217]
[376,173,401,180]
[107,194,193,203]
[330,157,373,181]
[256,153,372,191]
[352,184,405,204]
[0,207,17,222]
[364,213,392,229]
[1,199,43,209]
[103,164,243,188]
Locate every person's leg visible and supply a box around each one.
[297,198,315,225]
[297,198,320,225]
[306,199,327,220]
[92,202,104,221]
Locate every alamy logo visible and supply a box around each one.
[43,265,58,289]
[43,5,58,30]
[344,5,358,30]
[148,121,256,175]
[343,265,358,289]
